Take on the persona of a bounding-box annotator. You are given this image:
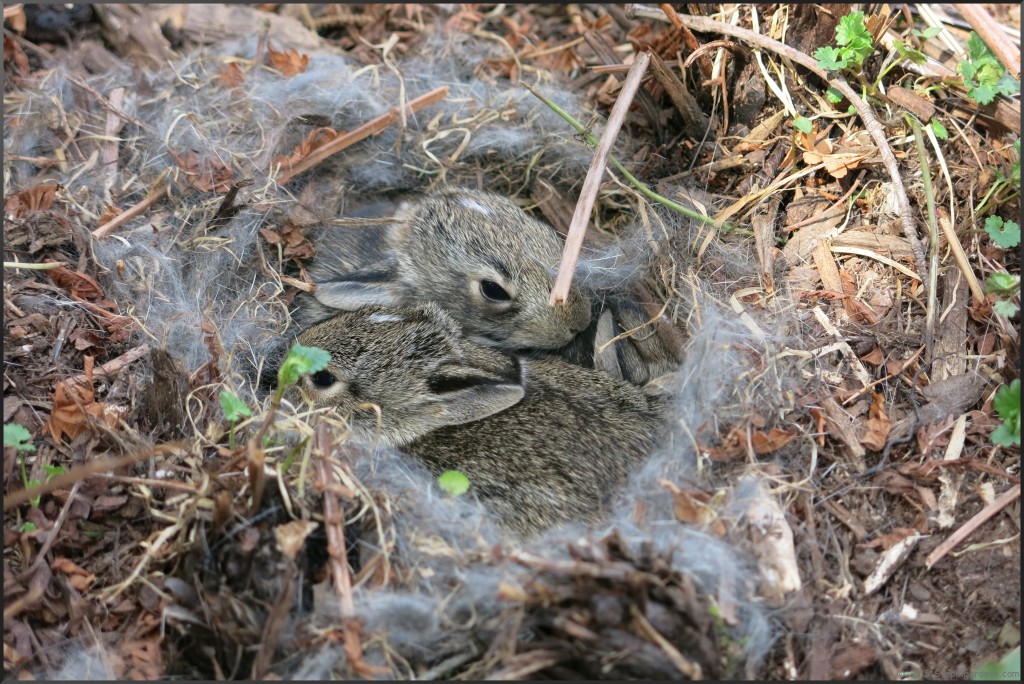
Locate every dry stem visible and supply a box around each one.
[549,51,651,305]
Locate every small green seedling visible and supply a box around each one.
[990,379,1021,448]
[219,390,252,449]
[5,423,35,452]
[974,645,1020,681]
[793,115,813,134]
[986,272,1020,318]
[278,343,331,389]
[928,120,948,140]
[958,32,1020,105]
[438,470,471,497]
[814,11,874,72]
[984,216,1021,249]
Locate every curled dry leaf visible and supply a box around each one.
[46,265,105,301]
[3,34,29,75]
[273,127,338,170]
[260,222,316,260]
[169,149,234,193]
[659,479,727,536]
[46,356,121,442]
[266,44,309,76]
[220,62,245,90]
[860,392,891,452]
[50,556,96,592]
[4,183,59,218]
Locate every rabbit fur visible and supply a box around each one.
[294,187,592,351]
[294,303,666,537]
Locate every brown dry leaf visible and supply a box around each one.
[750,427,798,454]
[860,347,884,366]
[46,356,119,442]
[3,34,29,75]
[97,203,122,226]
[275,520,318,560]
[260,222,315,260]
[273,127,338,169]
[660,480,727,535]
[861,392,891,451]
[169,149,234,193]
[220,62,246,90]
[266,44,309,76]
[4,183,59,218]
[704,424,746,461]
[46,266,105,301]
[51,556,96,592]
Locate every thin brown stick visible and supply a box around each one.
[91,179,168,239]
[4,443,183,510]
[926,484,1021,569]
[549,51,651,306]
[275,86,448,186]
[65,343,150,387]
[936,209,985,305]
[624,5,930,281]
[953,4,1020,80]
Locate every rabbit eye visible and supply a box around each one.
[479,279,511,302]
[310,370,337,388]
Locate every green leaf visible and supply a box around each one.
[991,380,1021,448]
[18,521,38,533]
[4,423,35,452]
[928,120,948,140]
[995,73,1020,97]
[974,646,1020,681]
[793,116,813,134]
[965,32,992,62]
[968,82,998,105]
[894,39,926,65]
[438,470,471,496]
[219,390,252,423]
[1011,140,1020,186]
[913,27,942,41]
[986,272,1020,296]
[826,87,843,104]
[278,343,331,388]
[836,12,869,47]
[815,46,846,71]
[42,464,64,479]
[993,300,1020,318]
[984,216,1021,248]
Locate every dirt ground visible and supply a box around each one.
[3,3,1020,680]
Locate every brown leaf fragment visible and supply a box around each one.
[266,44,309,76]
[831,642,877,679]
[273,127,338,169]
[260,222,316,260]
[51,556,96,592]
[3,34,29,75]
[169,149,234,193]
[660,480,726,535]
[220,61,246,90]
[4,183,59,218]
[46,266,105,301]
[46,356,119,442]
[860,392,891,452]
[750,427,797,454]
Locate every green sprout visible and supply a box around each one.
[219,390,252,450]
[990,380,1021,448]
[438,470,471,497]
[958,32,1020,105]
[814,11,874,73]
[986,272,1020,318]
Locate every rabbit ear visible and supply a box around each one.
[427,363,525,427]
[313,264,409,309]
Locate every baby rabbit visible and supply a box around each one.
[294,188,592,351]
[294,303,665,538]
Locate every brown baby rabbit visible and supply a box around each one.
[294,303,665,537]
[294,188,592,351]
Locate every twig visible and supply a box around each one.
[548,51,650,305]
[953,4,1020,80]
[936,209,985,305]
[926,484,1021,569]
[525,82,716,226]
[908,116,939,367]
[3,261,67,270]
[4,443,183,510]
[65,343,150,387]
[623,5,930,281]
[91,174,169,239]
[630,604,703,678]
[275,86,448,186]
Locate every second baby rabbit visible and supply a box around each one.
[295,188,592,351]
[294,303,665,537]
